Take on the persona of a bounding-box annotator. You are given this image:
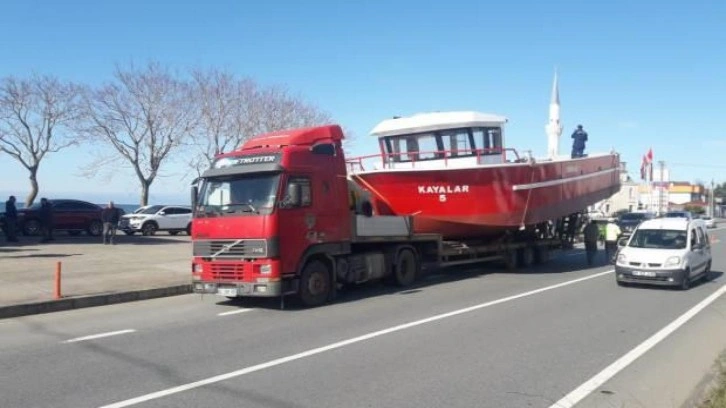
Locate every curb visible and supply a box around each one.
[0,284,192,320]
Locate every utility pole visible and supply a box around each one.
[710,179,715,217]
[658,160,665,214]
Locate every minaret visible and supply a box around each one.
[545,70,563,159]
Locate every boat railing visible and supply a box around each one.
[346,148,522,172]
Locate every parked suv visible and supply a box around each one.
[120,205,192,236]
[615,218,711,289]
[17,199,104,236]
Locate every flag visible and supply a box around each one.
[646,148,653,163]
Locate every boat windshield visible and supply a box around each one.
[627,229,687,249]
[382,126,502,163]
[196,173,281,217]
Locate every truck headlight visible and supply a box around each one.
[259,264,272,275]
[665,256,681,267]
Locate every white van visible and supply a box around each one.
[615,218,712,289]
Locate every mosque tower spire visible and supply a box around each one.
[545,69,563,159]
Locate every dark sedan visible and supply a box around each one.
[17,199,104,236]
[617,212,656,235]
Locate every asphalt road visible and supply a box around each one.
[2,228,725,408]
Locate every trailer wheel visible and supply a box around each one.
[299,260,332,307]
[534,246,550,265]
[393,248,418,287]
[518,246,534,268]
[503,249,518,271]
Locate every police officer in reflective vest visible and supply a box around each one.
[604,218,622,262]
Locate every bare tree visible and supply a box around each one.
[0,75,82,207]
[187,71,334,175]
[80,62,196,206]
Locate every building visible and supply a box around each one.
[589,161,640,215]
[638,182,706,213]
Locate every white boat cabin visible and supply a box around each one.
[368,111,516,170]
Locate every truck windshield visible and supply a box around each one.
[627,229,687,249]
[196,174,281,216]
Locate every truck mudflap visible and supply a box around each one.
[193,280,283,297]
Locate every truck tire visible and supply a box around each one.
[299,259,332,307]
[518,246,534,268]
[393,248,418,287]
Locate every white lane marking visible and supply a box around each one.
[99,270,614,408]
[550,282,726,408]
[217,309,252,316]
[64,329,136,344]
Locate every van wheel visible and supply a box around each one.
[299,260,331,307]
[701,262,712,282]
[393,248,418,287]
[186,223,192,235]
[680,269,691,290]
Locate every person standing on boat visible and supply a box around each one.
[571,125,588,158]
[604,218,621,263]
[583,220,600,266]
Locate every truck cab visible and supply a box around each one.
[191,125,353,302]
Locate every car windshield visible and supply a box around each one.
[138,205,165,214]
[197,173,281,216]
[665,212,689,218]
[627,229,687,249]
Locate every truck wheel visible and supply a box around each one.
[393,249,418,287]
[518,246,534,268]
[299,260,331,307]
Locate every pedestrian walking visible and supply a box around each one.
[3,195,19,243]
[571,124,588,158]
[39,198,54,243]
[101,201,121,245]
[604,218,622,263]
[583,220,600,266]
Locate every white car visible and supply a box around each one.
[701,216,717,229]
[120,205,192,236]
[615,218,711,289]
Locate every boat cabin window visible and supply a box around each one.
[383,126,503,162]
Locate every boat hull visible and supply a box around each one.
[350,154,621,239]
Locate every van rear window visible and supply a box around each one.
[628,229,687,249]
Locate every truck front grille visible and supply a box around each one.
[209,263,246,280]
[193,239,267,259]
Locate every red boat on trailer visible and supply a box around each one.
[347,111,621,239]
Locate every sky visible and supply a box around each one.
[1,0,725,205]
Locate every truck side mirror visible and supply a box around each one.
[191,186,198,211]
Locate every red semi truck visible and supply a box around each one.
[190,125,580,307]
